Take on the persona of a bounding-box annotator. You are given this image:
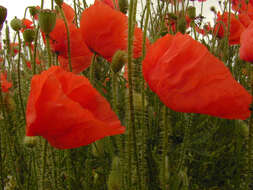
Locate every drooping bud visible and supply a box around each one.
[10,17,22,31]
[187,6,196,19]
[38,9,56,34]
[23,29,35,43]
[111,50,127,73]
[0,6,7,31]
[23,136,38,148]
[55,0,64,7]
[119,0,128,14]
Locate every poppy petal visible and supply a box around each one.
[143,33,252,120]
[26,66,125,149]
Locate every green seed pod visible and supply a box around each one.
[38,9,56,34]
[23,29,35,43]
[0,6,7,30]
[187,6,196,19]
[111,50,127,73]
[177,17,187,34]
[119,0,128,14]
[55,0,64,7]
[29,6,39,18]
[10,17,22,31]
[23,136,38,148]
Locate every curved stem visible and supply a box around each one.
[58,6,72,72]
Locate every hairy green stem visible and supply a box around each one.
[58,6,72,72]
[17,32,26,122]
[46,34,52,67]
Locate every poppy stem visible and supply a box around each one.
[41,141,48,190]
[46,34,52,67]
[73,0,78,27]
[247,63,253,189]
[17,31,26,122]
[58,6,72,72]
[127,0,141,188]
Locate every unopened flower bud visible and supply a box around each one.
[119,0,128,14]
[10,17,22,31]
[111,50,127,73]
[167,13,177,20]
[38,9,56,34]
[55,0,64,7]
[24,136,38,148]
[108,156,122,190]
[3,94,15,111]
[187,6,196,19]
[0,6,7,30]
[177,17,187,34]
[23,29,35,43]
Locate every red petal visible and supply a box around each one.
[26,66,125,149]
[143,33,252,120]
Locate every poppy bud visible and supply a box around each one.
[29,6,39,18]
[3,94,15,111]
[118,0,128,14]
[177,17,187,34]
[108,156,122,190]
[10,17,22,32]
[0,6,7,30]
[23,136,38,148]
[55,0,63,7]
[167,13,177,20]
[23,29,35,43]
[38,9,56,34]
[187,6,196,19]
[111,50,127,73]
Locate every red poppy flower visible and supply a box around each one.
[10,43,19,56]
[231,0,253,13]
[58,55,92,73]
[26,61,32,69]
[61,2,75,23]
[97,0,119,9]
[80,1,149,61]
[80,1,127,61]
[0,73,12,92]
[143,33,252,120]
[26,66,125,149]
[47,19,92,73]
[21,19,34,32]
[239,21,253,62]
[214,12,245,45]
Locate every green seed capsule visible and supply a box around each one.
[23,29,35,43]
[38,9,56,34]
[0,5,7,30]
[10,17,22,32]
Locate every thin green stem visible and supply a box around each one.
[17,32,26,122]
[58,6,72,72]
[46,34,52,67]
